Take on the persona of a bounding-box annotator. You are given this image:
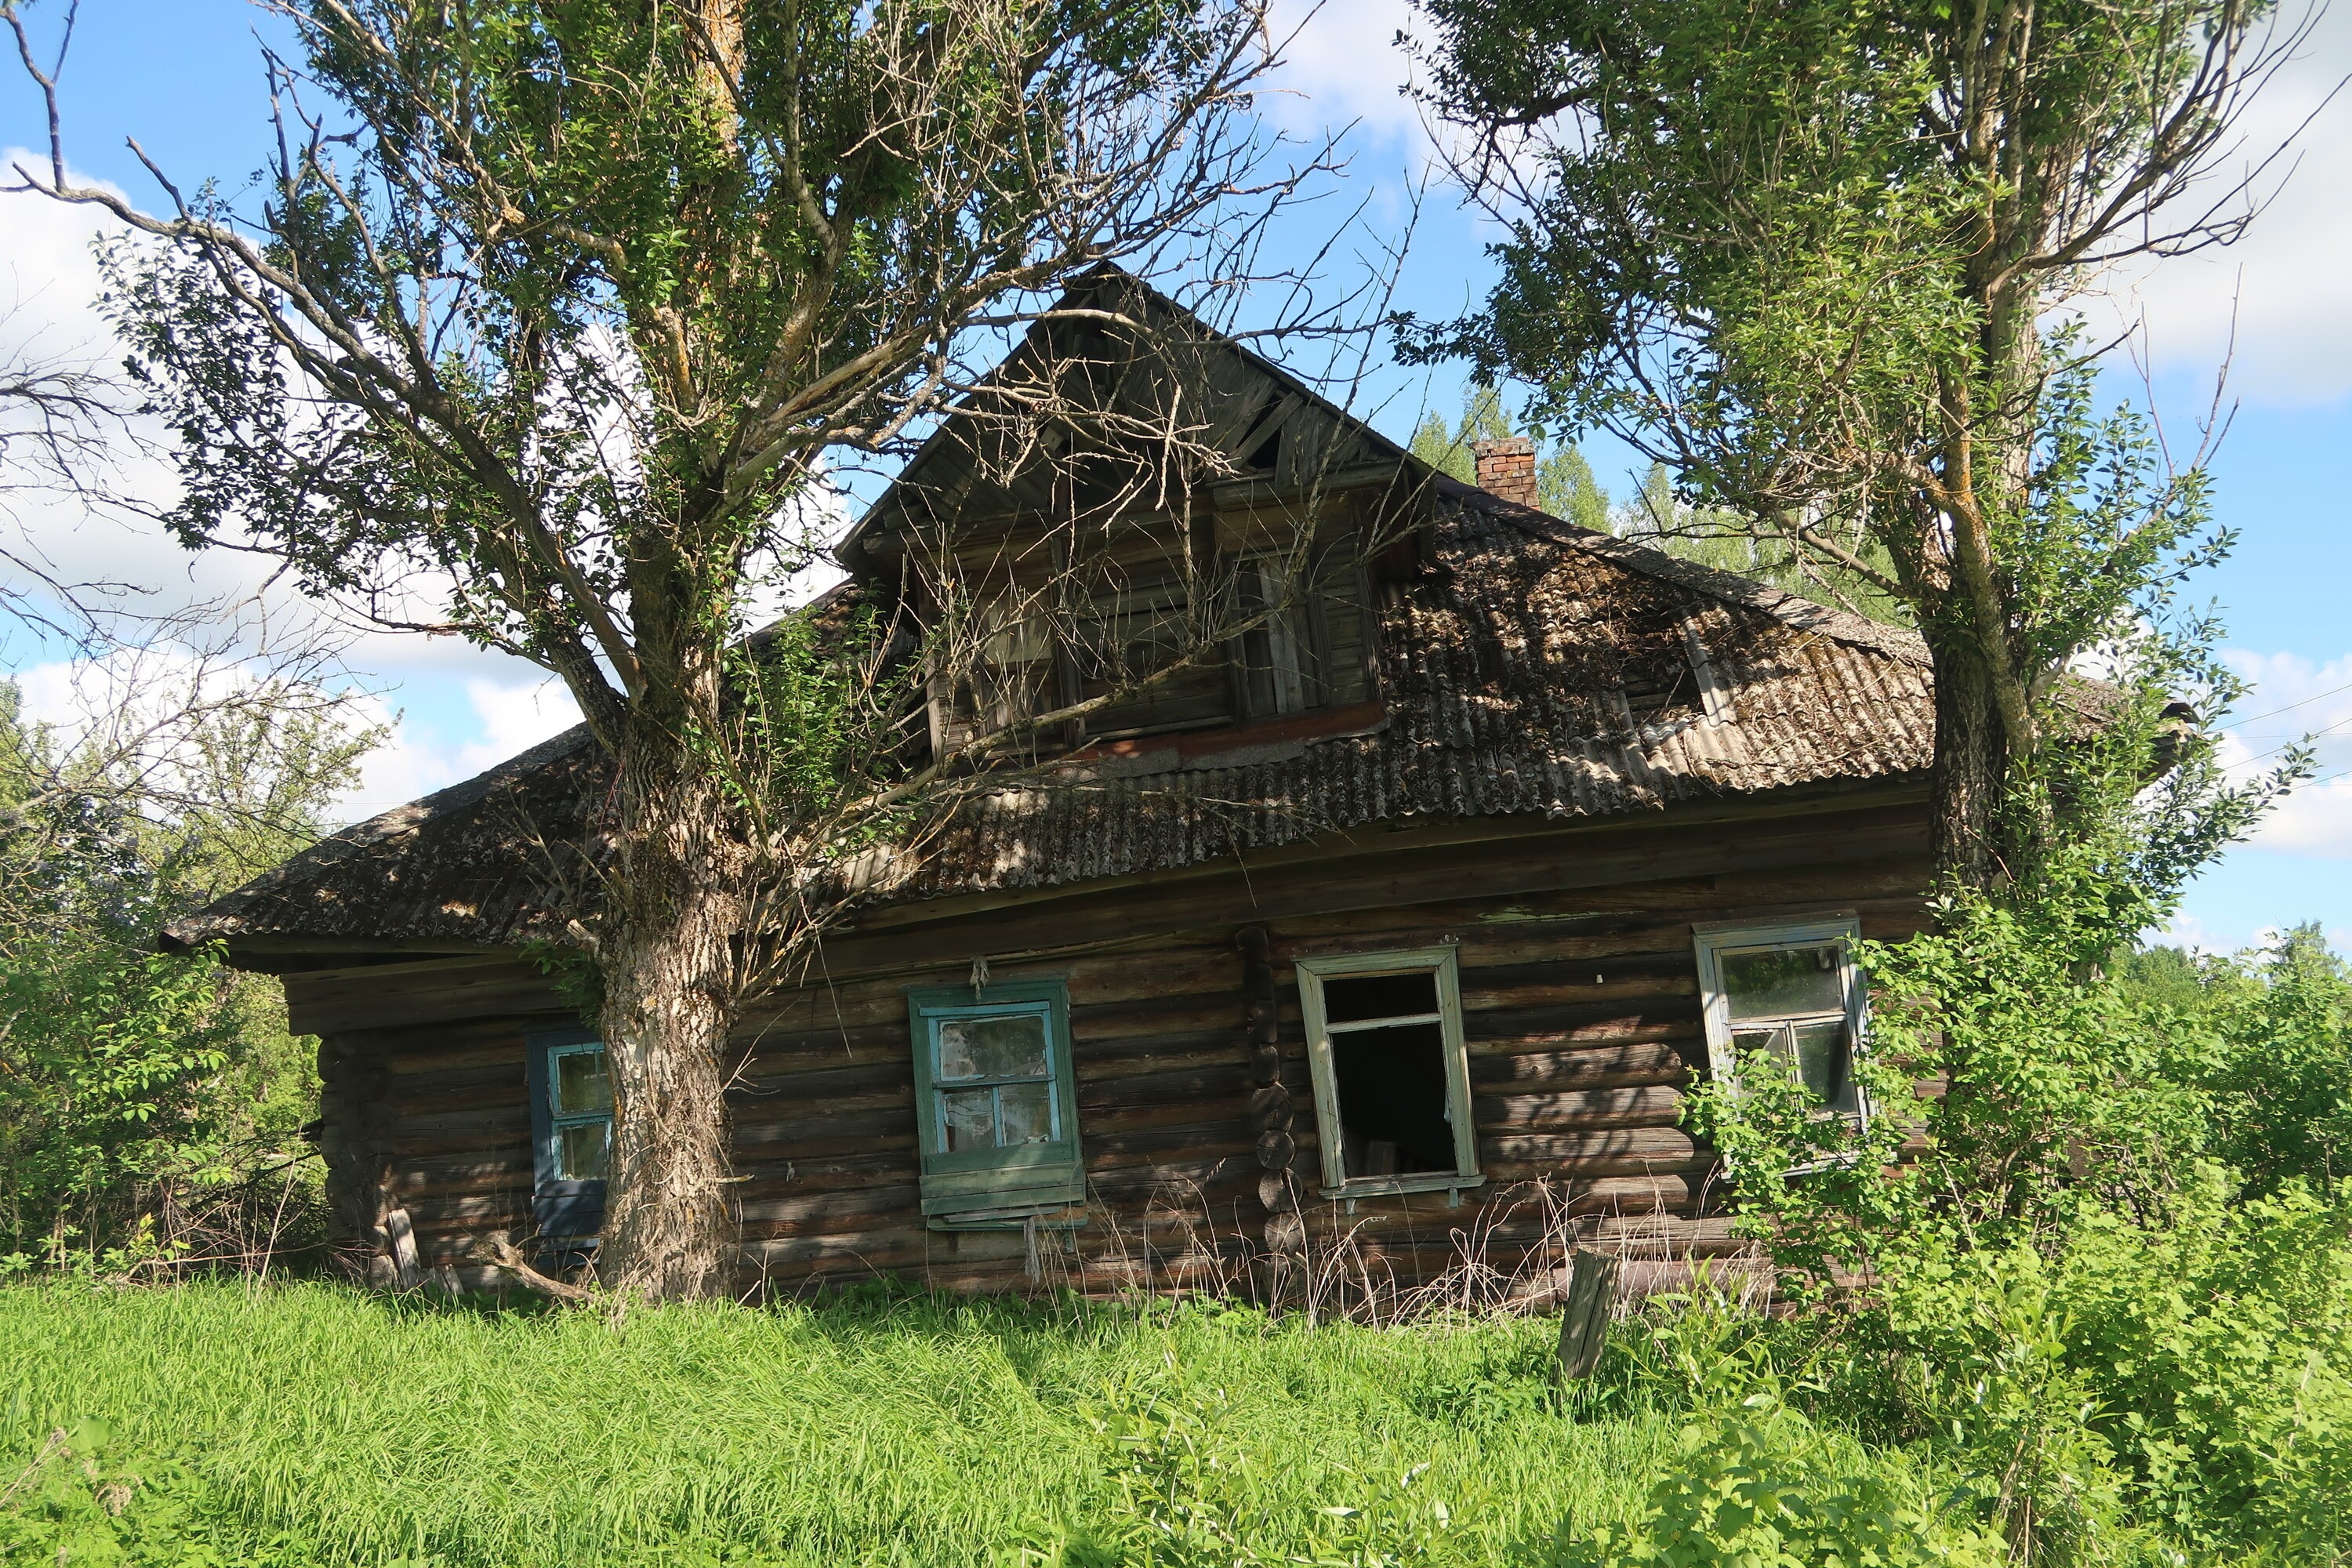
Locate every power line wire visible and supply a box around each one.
[2225,676,2352,729]
[2224,712,2352,771]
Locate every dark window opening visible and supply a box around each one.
[1321,969,1454,1178]
[1331,1021,1455,1177]
[1323,971,1440,1025]
[1246,426,1282,472]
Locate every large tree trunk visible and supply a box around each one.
[594,726,742,1303]
[1926,629,2014,892]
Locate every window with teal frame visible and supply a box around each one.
[906,980,1085,1230]
[526,1027,612,1243]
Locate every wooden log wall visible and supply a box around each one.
[285,793,1933,1299]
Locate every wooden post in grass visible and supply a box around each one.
[1556,1250,1620,1380]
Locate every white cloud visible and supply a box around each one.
[2213,648,2352,855]
[337,673,579,822]
[1,153,591,832]
[2091,6,2352,407]
[2154,909,2247,955]
[1263,5,2352,412]
[1262,1,1425,149]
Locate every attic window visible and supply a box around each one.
[973,610,1054,728]
[1295,947,1482,1203]
[1245,426,1282,473]
[1622,664,1687,716]
[1234,558,1318,717]
[1084,589,1192,687]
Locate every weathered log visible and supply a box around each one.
[1557,1250,1621,1380]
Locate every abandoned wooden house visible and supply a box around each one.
[165,274,1937,1298]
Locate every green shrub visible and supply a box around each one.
[1563,1395,2006,1568]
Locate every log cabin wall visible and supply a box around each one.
[285,786,1933,1298]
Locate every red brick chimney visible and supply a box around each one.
[1473,437,1537,509]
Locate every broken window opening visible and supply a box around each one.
[1296,948,1481,1201]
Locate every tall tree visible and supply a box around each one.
[7,0,1294,1301]
[1404,0,2315,886]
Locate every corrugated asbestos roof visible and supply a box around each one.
[162,486,1934,951]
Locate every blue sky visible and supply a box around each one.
[2,0,2347,953]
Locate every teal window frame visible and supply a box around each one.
[1294,946,1483,1206]
[906,979,1085,1231]
[524,1026,612,1246]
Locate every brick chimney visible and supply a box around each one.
[1472,437,1537,509]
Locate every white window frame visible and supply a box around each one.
[1692,914,1871,1130]
[1294,946,1483,1205]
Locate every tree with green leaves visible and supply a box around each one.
[0,671,375,1263]
[1616,462,1909,625]
[1404,0,2315,887]
[7,0,1298,1301]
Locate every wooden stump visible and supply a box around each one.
[1556,1250,1621,1380]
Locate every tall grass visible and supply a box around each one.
[0,1279,1681,1565]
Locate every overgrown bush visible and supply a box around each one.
[0,678,368,1265]
[1682,855,2352,1563]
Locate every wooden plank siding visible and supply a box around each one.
[294,789,1933,1298]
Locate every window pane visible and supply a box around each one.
[1720,946,1846,1020]
[556,1120,610,1181]
[553,1047,612,1117]
[936,1012,1051,1081]
[1320,971,1439,1025]
[1733,1022,1851,1106]
[996,1081,1054,1145]
[984,614,1048,664]
[940,1088,996,1152]
[1789,1021,1849,1104]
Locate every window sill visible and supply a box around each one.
[1319,1174,1484,1210]
[926,1210,1089,1233]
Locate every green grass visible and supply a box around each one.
[0,1279,1687,1566]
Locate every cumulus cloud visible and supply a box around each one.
[2089,6,2352,408]
[2213,648,2352,855]
[1262,1,1425,149]
[340,673,579,822]
[0,153,583,826]
[1264,5,2352,412]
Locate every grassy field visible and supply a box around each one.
[0,1279,1724,1565]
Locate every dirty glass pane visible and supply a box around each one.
[940,1089,996,1152]
[556,1120,610,1181]
[553,1047,612,1117]
[996,1081,1054,1145]
[1721,946,1846,1021]
[1789,1021,1849,1103]
[936,1012,1050,1081]
[1733,1022,1850,1105]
